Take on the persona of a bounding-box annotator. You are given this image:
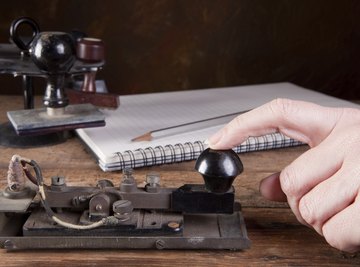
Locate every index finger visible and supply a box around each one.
[207,98,343,149]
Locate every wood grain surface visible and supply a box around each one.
[0,95,359,266]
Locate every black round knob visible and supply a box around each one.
[195,148,243,193]
[28,32,76,108]
[29,32,76,74]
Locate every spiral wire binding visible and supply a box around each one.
[104,133,303,171]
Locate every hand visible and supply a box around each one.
[208,98,360,253]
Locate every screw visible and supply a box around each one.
[51,176,66,186]
[10,184,18,191]
[95,204,103,211]
[155,239,165,250]
[146,173,160,186]
[121,168,136,189]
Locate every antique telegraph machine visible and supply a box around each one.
[0,149,250,250]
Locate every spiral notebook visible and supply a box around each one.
[76,82,359,171]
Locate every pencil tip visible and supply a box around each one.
[131,132,152,142]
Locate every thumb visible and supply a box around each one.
[259,172,287,202]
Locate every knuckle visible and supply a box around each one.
[322,220,358,253]
[221,124,233,140]
[269,98,299,119]
[299,197,316,225]
[279,166,299,197]
[219,124,236,147]
[233,115,244,130]
[322,225,348,252]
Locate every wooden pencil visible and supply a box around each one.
[131,110,250,142]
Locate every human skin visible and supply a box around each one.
[207,98,360,253]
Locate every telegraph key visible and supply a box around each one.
[0,149,250,250]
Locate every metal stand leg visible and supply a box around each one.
[23,75,34,109]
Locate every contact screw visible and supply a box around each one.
[145,172,160,193]
[120,168,137,192]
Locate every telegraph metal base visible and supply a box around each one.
[0,207,250,250]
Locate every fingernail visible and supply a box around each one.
[208,130,223,147]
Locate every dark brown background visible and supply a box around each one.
[1,0,360,99]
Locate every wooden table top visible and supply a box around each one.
[0,95,359,266]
